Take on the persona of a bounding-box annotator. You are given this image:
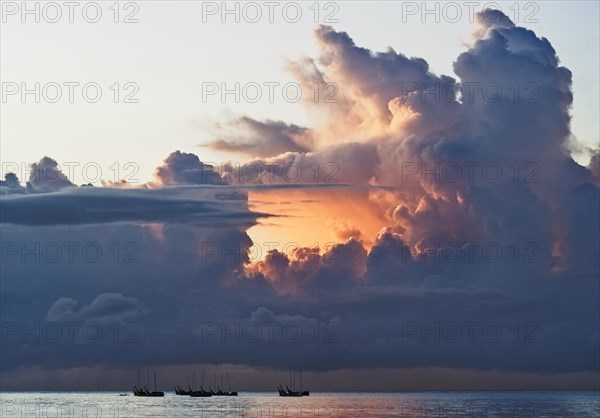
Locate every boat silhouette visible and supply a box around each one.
[227,373,238,396]
[208,373,238,396]
[175,385,195,395]
[177,370,237,397]
[278,369,309,396]
[133,370,164,397]
[190,386,212,397]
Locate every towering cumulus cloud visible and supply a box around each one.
[1,10,598,389]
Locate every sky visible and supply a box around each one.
[0,1,599,390]
[1,1,599,181]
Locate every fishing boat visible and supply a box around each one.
[227,372,238,396]
[211,373,226,396]
[175,376,192,395]
[133,385,148,396]
[175,385,194,395]
[186,371,236,396]
[277,384,302,397]
[208,372,238,396]
[187,369,212,397]
[299,370,309,396]
[190,386,212,397]
[286,385,303,397]
[133,371,164,397]
[133,371,147,396]
[149,372,165,396]
[190,390,212,397]
[278,369,308,396]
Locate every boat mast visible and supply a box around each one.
[154,372,157,392]
[227,372,231,392]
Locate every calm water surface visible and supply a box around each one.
[0,391,598,417]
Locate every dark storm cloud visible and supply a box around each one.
[0,186,267,227]
[46,293,147,323]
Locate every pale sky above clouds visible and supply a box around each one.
[1,1,598,184]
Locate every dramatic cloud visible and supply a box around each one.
[154,150,227,186]
[0,185,265,227]
[203,117,316,158]
[28,156,76,192]
[1,10,598,390]
[0,173,25,195]
[248,237,367,295]
[46,293,147,324]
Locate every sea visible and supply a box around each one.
[0,391,598,417]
